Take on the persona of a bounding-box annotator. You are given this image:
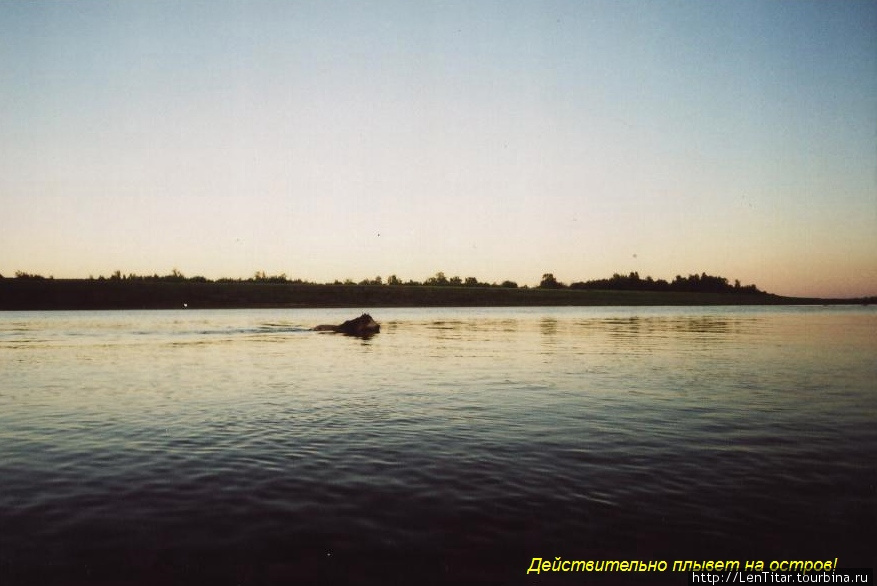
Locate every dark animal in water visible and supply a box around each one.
[313,313,380,337]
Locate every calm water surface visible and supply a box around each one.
[1,306,875,584]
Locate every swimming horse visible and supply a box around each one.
[313,313,380,337]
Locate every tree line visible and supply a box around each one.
[3,269,764,294]
[1,270,517,288]
[539,271,765,294]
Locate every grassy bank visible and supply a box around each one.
[0,278,855,310]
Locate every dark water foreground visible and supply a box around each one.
[1,307,874,585]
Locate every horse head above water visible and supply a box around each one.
[313,313,380,338]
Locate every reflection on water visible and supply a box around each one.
[0,306,875,584]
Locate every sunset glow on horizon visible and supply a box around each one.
[2,1,875,298]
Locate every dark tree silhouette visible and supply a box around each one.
[539,273,563,289]
[570,271,763,295]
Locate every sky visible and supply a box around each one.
[2,0,875,298]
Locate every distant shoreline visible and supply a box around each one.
[0,279,869,310]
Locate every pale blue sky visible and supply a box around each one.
[2,1,875,297]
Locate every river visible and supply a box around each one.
[1,306,874,584]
